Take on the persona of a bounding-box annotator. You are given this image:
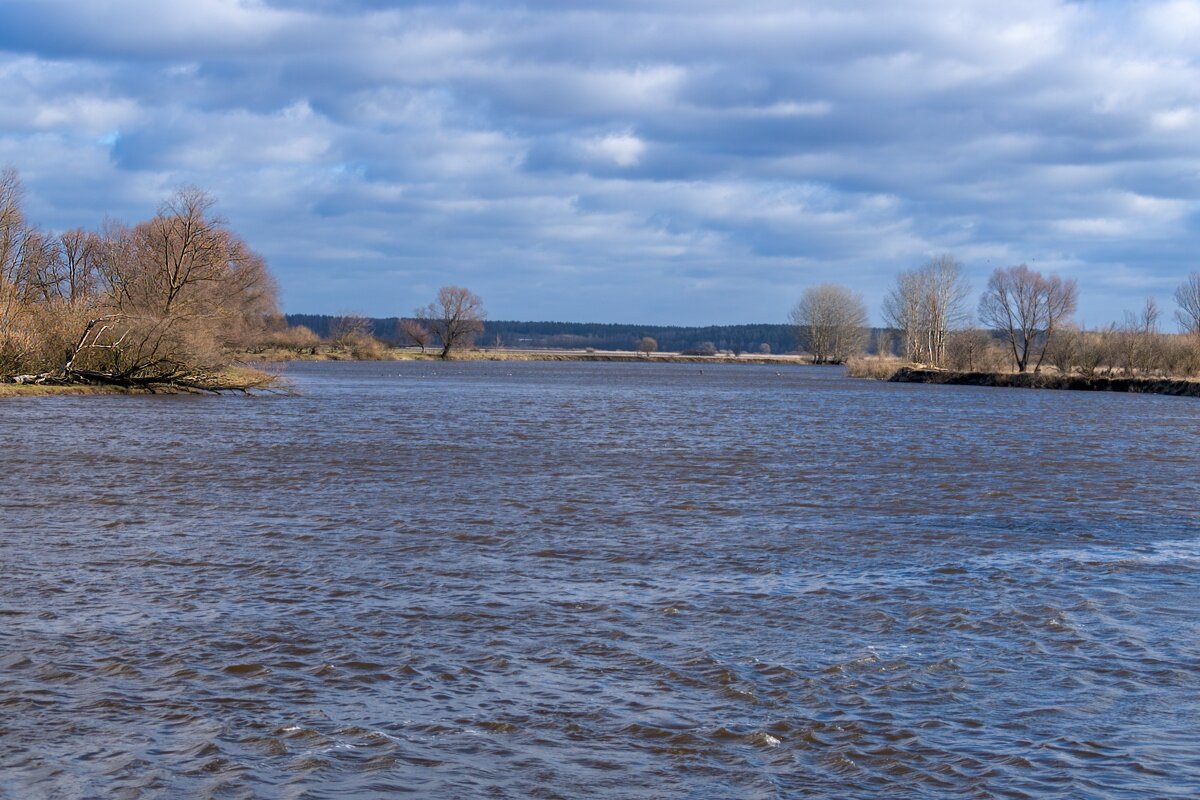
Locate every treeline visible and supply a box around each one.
[0,167,277,389]
[795,256,1200,378]
[284,315,816,355]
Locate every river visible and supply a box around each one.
[2,361,1198,798]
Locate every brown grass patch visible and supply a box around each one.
[844,357,906,380]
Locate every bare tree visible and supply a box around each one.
[329,312,372,347]
[1177,272,1200,337]
[398,318,432,353]
[417,286,485,359]
[59,228,101,304]
[883,269,924,363]
[52,187,279,387]
[635,336,657,356]
[978,264,1078,372]
[945,329,1003,372]
[790,283,869,364]
[1113,297,1163,376]
[883,255,971,366]
[0,167,25,284]
[1,173,280,388]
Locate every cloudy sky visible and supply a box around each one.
[1,0,1198,325]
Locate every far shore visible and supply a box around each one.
[2,350,811,397]
[246,346,814,366]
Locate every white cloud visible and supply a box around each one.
[0,0,1198,323]
[582,133,646,167]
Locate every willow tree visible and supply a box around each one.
[790,283,869,364]
[398,318,432,353]
[978,264,1077,373]
[417,286,485,359]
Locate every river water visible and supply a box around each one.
[2,361,1198,798]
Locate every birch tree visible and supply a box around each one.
[883,255,971,366]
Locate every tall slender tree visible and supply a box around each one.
[884,254,971,366]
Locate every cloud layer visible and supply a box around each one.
[1,0,1198,324]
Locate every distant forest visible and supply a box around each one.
[286,315,893,355]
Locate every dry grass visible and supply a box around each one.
[844,357,907,380]
[0,383,128,397]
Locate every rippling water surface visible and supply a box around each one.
[2,361,1199,798]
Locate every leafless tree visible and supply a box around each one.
[0,171,280,389]
[945,329,1003,372]
[1177,272,1200,338]
[330,312,372,347]
[327,312,388,359]
[74,188,278,383]
[258,321,320,355]
[635,336,657,356]
[1074,327,1115,378]
[790,283,869,364]
[58,228,101,304]
[398,318,432,353]
[1160,333,1200,377]
[883,255,971,367]
[978,264,1078,372]
[417,286,485,359]
[1111,297,1164,376]
[883,269,924,363]
[0,167,24,284]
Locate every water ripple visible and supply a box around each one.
[1,361,1198,798]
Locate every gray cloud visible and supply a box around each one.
[1,0,1198,324]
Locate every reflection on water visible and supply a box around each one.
[2,361,1198,798]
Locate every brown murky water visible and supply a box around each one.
[2,361,1199,798]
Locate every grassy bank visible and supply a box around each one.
[0,365,281,398]
[0,383,130,397]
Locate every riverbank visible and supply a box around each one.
[248,346,811,365]
[0,383,130,397]
[0,366,281,398]
[887,366,1200,397]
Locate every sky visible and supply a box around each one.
[0,0,1198,326]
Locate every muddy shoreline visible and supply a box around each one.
[890,367,1200,397]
